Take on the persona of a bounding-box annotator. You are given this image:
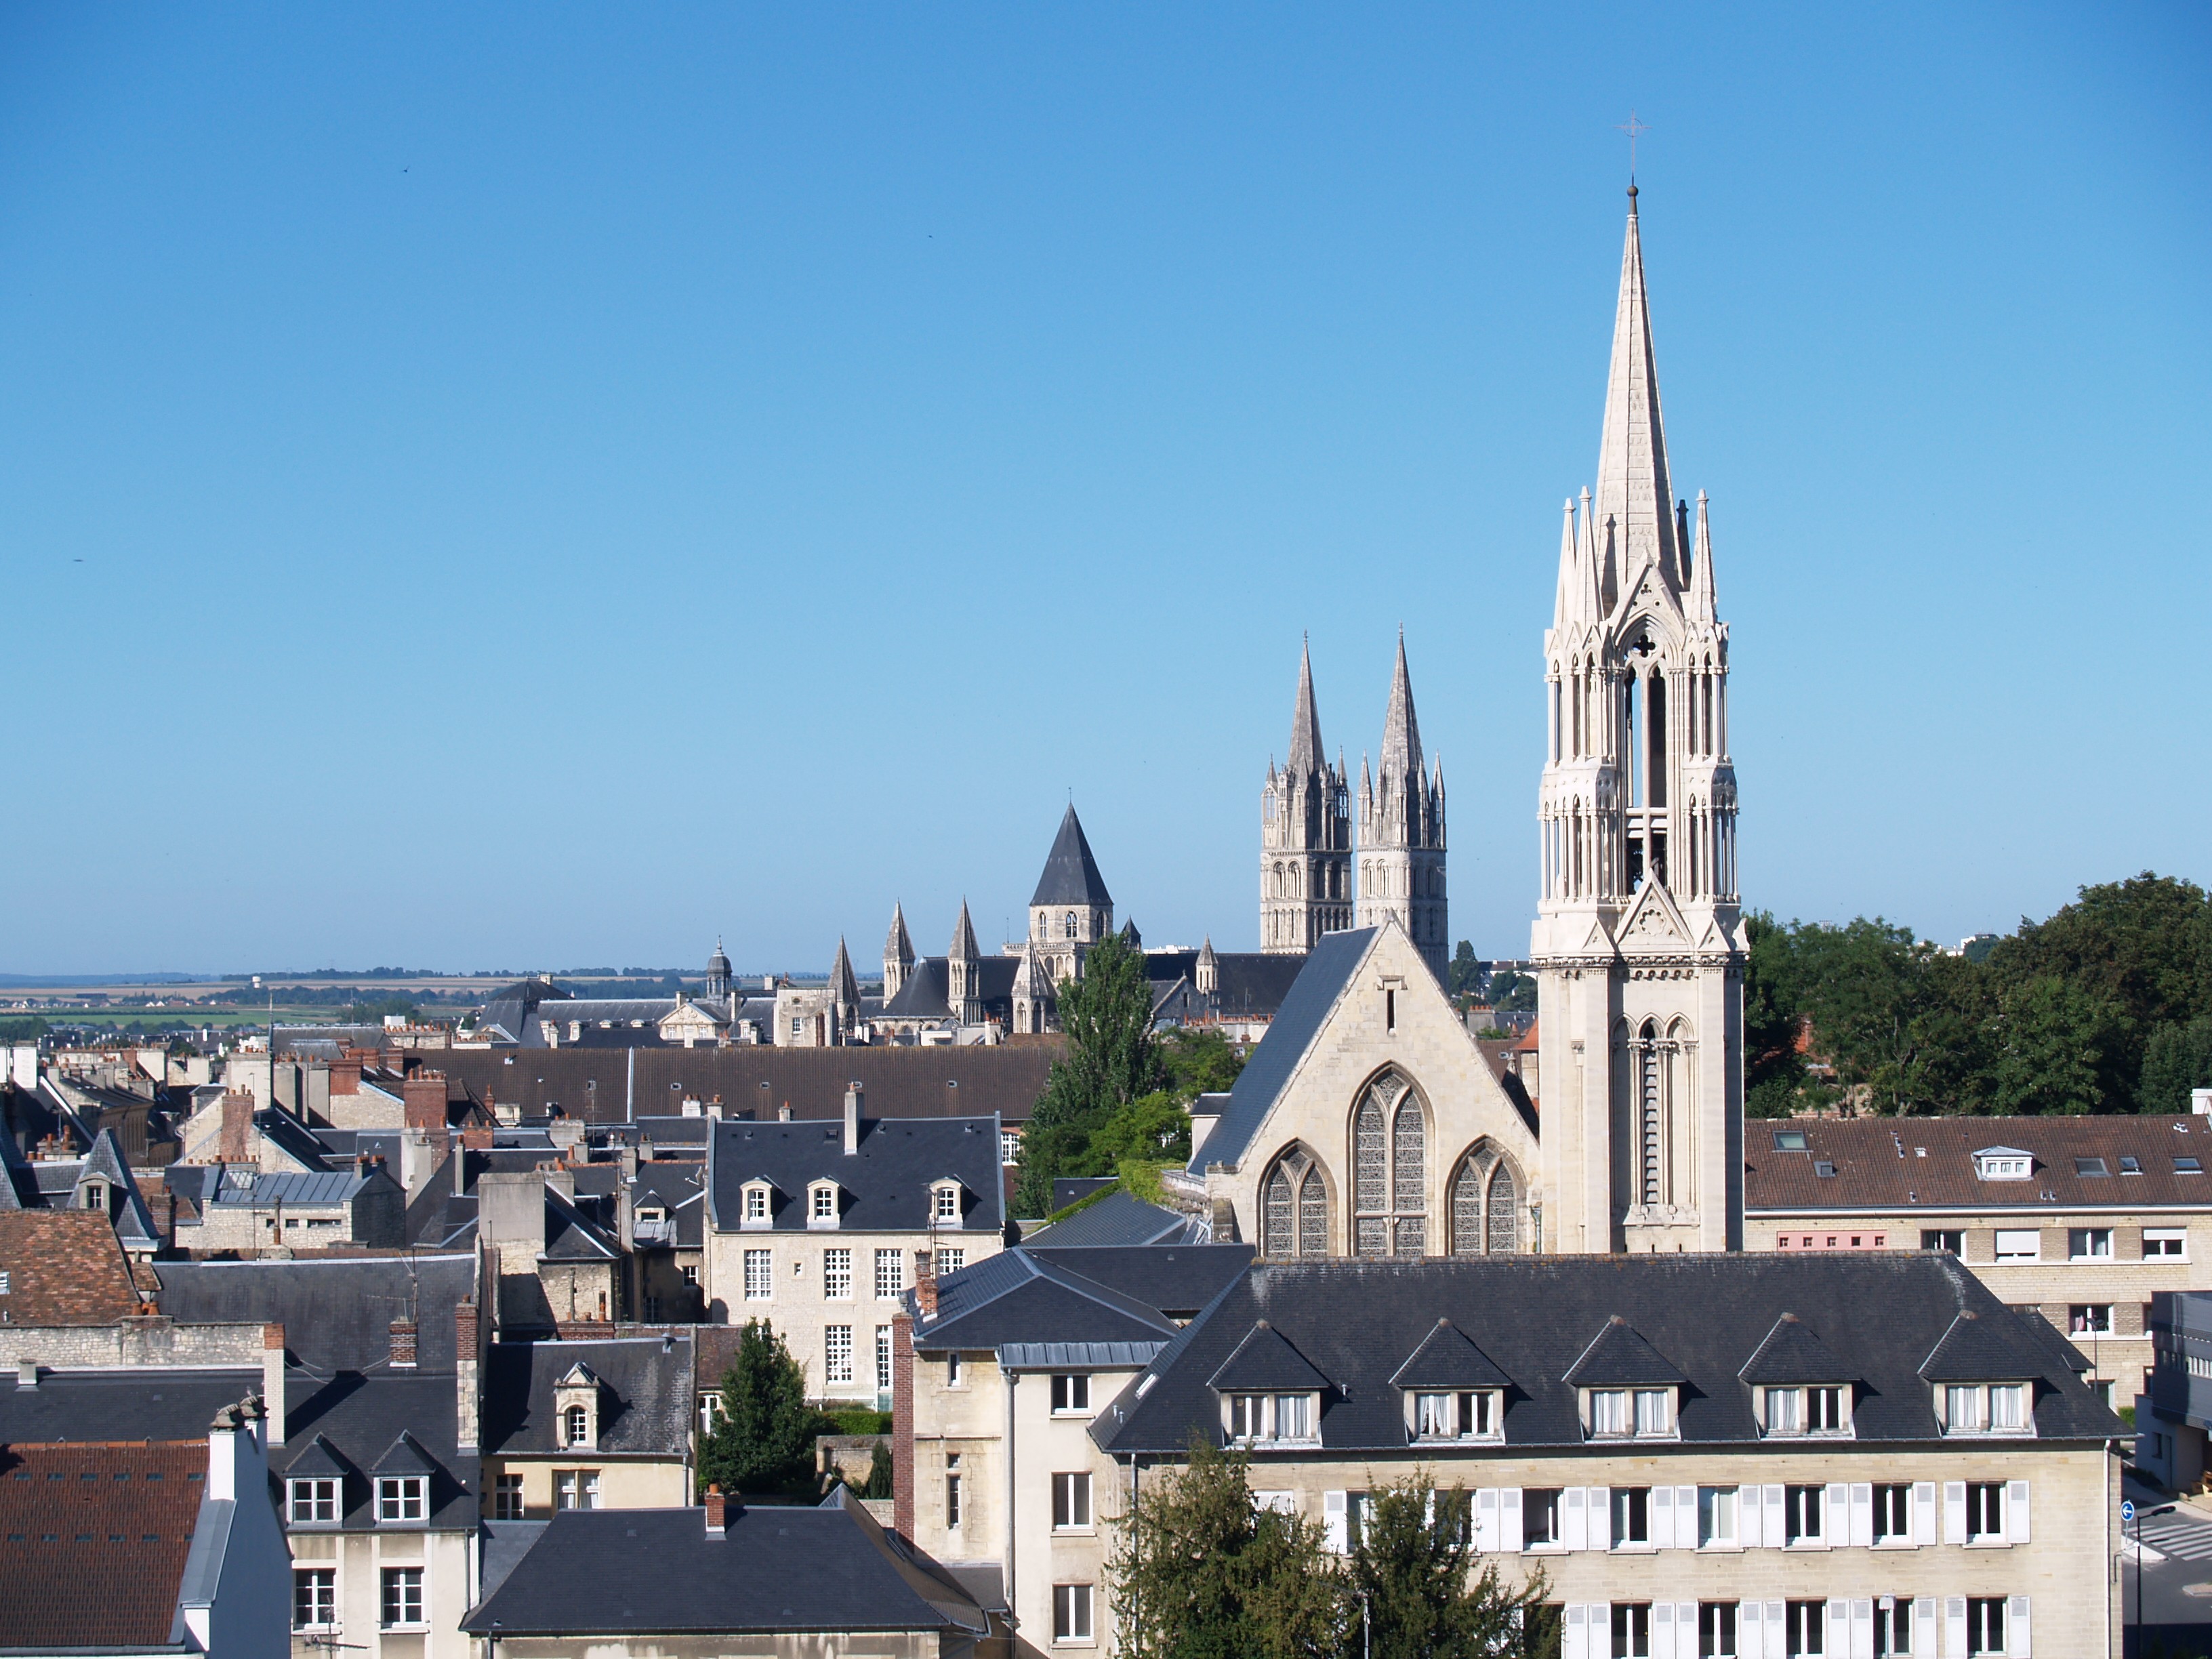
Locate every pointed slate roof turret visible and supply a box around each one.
[1389,1317,1513,1391]
[1287,635,1326,777]
[885,903,914,968]
[1593,184,1681,598]
[949,901,981,964]
[1030,804,1113,909]
[830,938,860,1007]
[1738,1313,1853,1386]
[1119,919,1142,951]
[78,1128,158,1248]
[1207,1319,1331,1393]
[1562,1315,1687,1387]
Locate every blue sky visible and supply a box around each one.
[1,4,2204,976]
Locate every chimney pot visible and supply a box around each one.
[388,1317,419,1369]
[843,1085,863,1155]
[703,1483,728,1534]
[913,1248,938,1319]
[15,1359,35,1389]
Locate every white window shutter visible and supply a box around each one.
[1653,1483,1675,1549]
[1912,1599,1936,1656]
[1849,1481,1872,1548]
[1822,1482,1846,1549]
[1944,1597,1966,1658]
[1475,1488,1499,1553]
[1764,1601,1786,1654]
[1677,1486,1696,1547]
[1677,1603,1697,1659]
[1740,1599,1765,1659]
[2008,1595,2030,1658]
[2007,1479,2031,1543]
[1591,1487,1613,1551]
[1564,1485,1588,1551]
[1943,1481,1967,1544]
[1324,1490,1347,1554]
[1912,1481,1937,1547]
[1849,1598,1872,1659]
[1653,1599,1674,1659]
[1825,1601,1848,1657]
[1740,1483,1761,1548]
[1500,1486,1523,1552]
[1562,1602,1587,1659]
[1593,1604,1614,1659]
[1763,1483,1784,1547]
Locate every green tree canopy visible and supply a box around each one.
[1345,1473,1557,1658]
[1015,929,1166,1214]
[696,1322,823,1498]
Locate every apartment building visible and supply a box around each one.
[934,1252,2122,1658]
[703,1091,1007,1406]
[1746,1113,2212,1403]
[479,1333,695,1519]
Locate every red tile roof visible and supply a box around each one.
[1746,1113,2212,1213]
[0,1439,205,1647]
[0,1211,146,1324]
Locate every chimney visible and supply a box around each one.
[262,1324,286,1448]
[913,1248,938,1319]
[403,1073,447,1132]
[218,1088,254,1163]
[777,1103,791,1122]
[455,1299,480,1454]
[707,1094,724,1120]
[15,1358,36,1389]
[329,1056,362,1098]
[703,1483,728,1536]
[843,1085,863,1155]
[388,1318,418,1370]
[891,1311,915,1539]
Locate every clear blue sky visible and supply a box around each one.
[3,3,2205,977]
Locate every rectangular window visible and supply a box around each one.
[2070,1227,2113,1260]
[1053,1471,1093,1530]
[1274,1393,1311,1439]
[1699,1602,1738,1658]
[1965,1596,2005,1654]
[376,1476,425,1523]
[1634,1389,1673,1436]
[1697,1485,1738,1547]
[1994,1229,2040,1262]
[1766,1386,1801,1434]
[1002,1130,1021,1165]
[2074,1156,2110,1176]
[1873,1597,1912,1656]
[946,1351,963,1387]
[1784,1600,1824,1656]
[493,1472,524,1519]
[289,1477,337,1523]
[743,1249,772,1300]
[876,1326,893,1393]
[947,1469,963,1528]
[380,1567,424,1629]
[1462,1390,1494,1436]
[1053,1582,1094,1643]
[1611,1486,1650,1547]
[1807,1385,1843,1431]
[936,1247,966,1275]
[1229,1393,1263,1441]
[1965,1481,2005,1541]
[1590,1389,1628,1435]
[935,1185,960,1222]
[1523,1488,1563,1548]
[1051,1374,1091,1414]
[1990,1384,2027,1431]
[1415,1392,1454,1437]
[2122,1155,2144,1174]
[1944,1385,1984,1432]
[825,1325,853,1385]
[1612,1603,1652,1658]
[1872,1483,1910,1543]
[811,1186,837,1221]
[554,1469,599,1511]
[1783,1484,1822,1544]
[2070,1303,2113,1334]
[2179,1157,2204,1174]
[875,1248,905,1298]
[2146,1227,2189,1258]
[293,1568,336,1631]
[824,1248,853,1298]
[1921,1229,1963,1253]
[744,1186,767,1222]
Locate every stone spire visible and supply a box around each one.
[1375,631,1427,833]
[882,902,915,1001]
[948,901,983,1026]
[1195,935,1219,996]
[1010,939,1052,1034]
[829,937,861,1043]
[1594,185,1680,600]
[1287,635,1324,777]
[1687,490,1717,622]
[1356,631,1447,979]
[1261,638,1352,954]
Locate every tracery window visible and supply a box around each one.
[1261,1148,1330,1258]
[1448,1142,1524,1256]
[1352,1071,1426,1258]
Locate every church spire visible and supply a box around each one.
[1287,634,1325,776]
[1594,184,1679,600]
[1378,630,1424,790]
[1687,489,1717,621]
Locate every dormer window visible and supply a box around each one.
[376,1476,426,1523]
[1761,1385,1850,1437]
[289,1477,339,1523]
[565,1405,590,1445]
[1585,1387,1675,1440]
[741,1181,773,1229]
[553,1362,600,1450]
[1973,1149,2033,1181]
[808,1182,840,1229]
[1941,1382,2032,1436]
[1223,1391,1317,1445]
[1406,1389,1501,1443]
[931,1181,962,1225]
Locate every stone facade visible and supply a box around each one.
[1260,638,1353,954]
[1354,635,1447,981]
[1533,187,1744,1256]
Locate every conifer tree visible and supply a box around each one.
[696,1321,821,1498]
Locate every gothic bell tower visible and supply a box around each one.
[1533,186,1744,1254]
[1260,638,1353,954]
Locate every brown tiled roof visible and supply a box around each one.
[0,1212,146,1324]
[0,1439,205,1647]
[434,1042,1063,1127]
[1746,1113,2212,1213]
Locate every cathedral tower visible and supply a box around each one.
[1356,634,1448,981]
[1260,638,1353,954]
[882,902,914,1002]
[1533,186,1743,1255]
[1027,805,1113,989]
[948,901,984,1027]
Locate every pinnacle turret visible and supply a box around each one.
[950,900,980,963]
[1594,188,1679,601]
[1287,634,1326,777]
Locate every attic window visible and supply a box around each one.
[2121,1156,2143,1174]
[1973,1151,2032,1181]
[808,1183,840,1227]
[1406,1390,1501,1443]
[1761,1385,1850,1438]
[933,1183,962,1224]
[1771,1130,1807,1151]
[2179,1158,2204,1174]
[1813,1162,1836,1179]
[2074,1158,2110,1177]
[1584,1387,1674,1440]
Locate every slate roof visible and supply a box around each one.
[483,1336,694,1457]
[628,1162,708,1249]
[204,1168,379,1207]
[0,1370,262,1441]
[1050,1176,1120,1211]
[81,1128,161,1247]
[1023,1189,1206,1248]
[1023,1245,1255,1320]
[910,1244,1252,1354]
[0,1439,209,1649]
[1208,1321,1330,1391]
[0,1210,146,1324]
[1091,1253,2121,1456]
[1030,804,1113,909]
[543,1187,620,1261]
[1187,928,1378,1173]
[1919,1310,2049,1383]
[435,1042,1059,1127]
[1746,1113,2212,1213]
[1738,1314,1854,1385]
[1143,950,1311,1025]
[708,1115,1006,1235]
[154,1253,477,1372]
[1563,1316,1688,1387]
[1388,1319,1513,1390]
[463,1494,987,1637]
[878,957,1021,1022]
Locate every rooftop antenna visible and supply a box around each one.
[1616,110,1650,188]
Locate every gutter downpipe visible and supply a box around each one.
[1004,1361,1019,1637]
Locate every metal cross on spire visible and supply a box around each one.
[1616,110,1650,181]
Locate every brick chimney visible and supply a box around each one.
[455,1299,480,1455]
[388,1318,418,1369]
[329,1056,363,1098]
[402,1073,447,1132]
[891,1312,916,1539]
[262,1324,286,1448]
[912,1249,937,1319]
[217,1088,255,1164]
[703,1483,728,1536]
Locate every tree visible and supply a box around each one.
[1345,1473,1557,1658]
[2141,1016,2212,1115]
[1448,941,1480,997]
[1984,975,2127,1116]
[1488,971,1538,1015]
[861,1439,894,1500]
[1162,1026,1246,1098]
[1109,1437,1343,1659]
[697,1322,823,1498]
[1016,929,1163,1214]
[1086,1090,1193,1168]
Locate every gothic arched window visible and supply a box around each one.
[1448,1141,1523,1256]
[1063,912,1077,940]
[1261,1147,1330,1259]
[1351,1071,1426,1258]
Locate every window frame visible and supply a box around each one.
[553,1468,600,1511]
[825,1324,855,1386]
[823,1247,854,1300]
[1050,1374,1093,1416]
[1052,1470,1094,1532]
[741,1181,773,1227]
[2146,1227,2189,1258]
[1695,1484,1738,1549]
[1782,1483,1824,1546]
[379,1565,426,1631]
[1992,1229,2041,1263]
[1052,1581,1095,1644]
[375,1475,426,1524]
[743,1247,773,1300]
[493,1471,525,1520]
[1941,1380,2035,1437]
[1871,1482,1912,1545]
[808,1182,840,1227]
[1964,1480,2007,1544]
[288,1476,339,1525]
[292,1567,337,1632]
[1406,1388,1501,1443]
[2068,1227,2114,1261]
